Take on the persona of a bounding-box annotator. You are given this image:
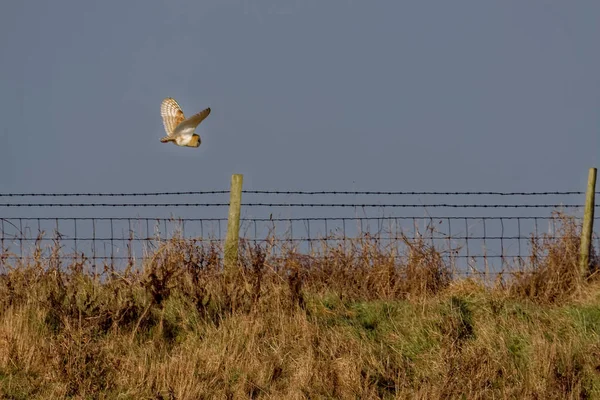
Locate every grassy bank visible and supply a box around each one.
[0,214,599,399]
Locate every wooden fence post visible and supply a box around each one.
[224,174,243,273]
[579,167,597,277]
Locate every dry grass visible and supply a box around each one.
[509,212,600,303]
[0,213,599,399]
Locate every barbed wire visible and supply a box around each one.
[4,216,596,222]
[0,191,230,197]
[0,202,593,208]
[0,190,596,197]
[243,190,593,196]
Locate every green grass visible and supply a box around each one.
[2,274,600,399]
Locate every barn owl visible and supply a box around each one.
[160,97,211,148]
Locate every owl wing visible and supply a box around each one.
[160,98,186,136]
[178,107,211,130]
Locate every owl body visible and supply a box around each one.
[160,98,210,148]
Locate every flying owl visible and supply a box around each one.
[160,97,211,148]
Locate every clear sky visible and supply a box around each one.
[1,0,599,195]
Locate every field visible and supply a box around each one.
[0,213,599,399]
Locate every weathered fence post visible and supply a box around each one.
[579,167,597,276]
[224,174,243,273]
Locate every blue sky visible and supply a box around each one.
[1,1,599,195]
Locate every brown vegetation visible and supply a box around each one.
[0,213,599,399]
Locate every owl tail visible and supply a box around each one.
[160,136,174,143]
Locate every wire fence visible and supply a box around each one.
[1,190,598,275]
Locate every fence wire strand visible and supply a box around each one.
[1,190,597,197]
[0,203,594,208]
[1,190,597,276]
